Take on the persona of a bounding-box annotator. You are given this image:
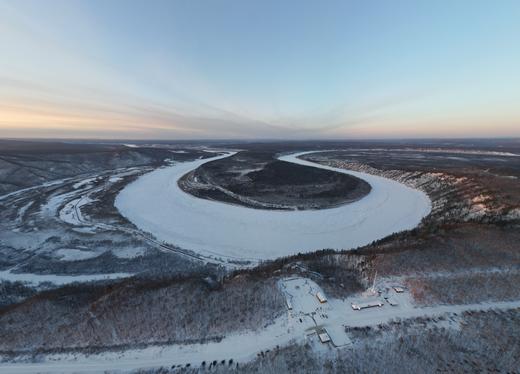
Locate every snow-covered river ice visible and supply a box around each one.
[115,151,431,262]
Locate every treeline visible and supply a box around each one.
[0,272,285,353]
[142,308,520,374]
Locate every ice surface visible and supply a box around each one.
[115,152,432,261]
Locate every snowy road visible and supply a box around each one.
[115,151,431,262]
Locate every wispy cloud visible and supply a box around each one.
[0,0,519,139]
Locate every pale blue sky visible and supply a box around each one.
[1,0,519,139]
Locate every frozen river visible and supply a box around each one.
[115,151,431,262]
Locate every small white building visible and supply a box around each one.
[316,292,327,303]
[386,297,399,306]
[393,286,404,293]
[318,331,331,343]
[351,300,384,310]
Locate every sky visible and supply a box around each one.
[0,0,519,140]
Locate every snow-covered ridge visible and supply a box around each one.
[343,147,520,157]
[115,151,432,262]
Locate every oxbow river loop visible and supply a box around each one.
[115,151,432,262]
